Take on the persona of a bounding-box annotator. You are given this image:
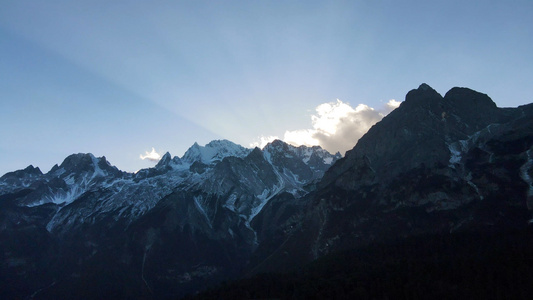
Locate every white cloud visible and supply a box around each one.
[384,99,401,114]
[140,147,161,162]
[284,129,318,147]
[250,135,279,149]
[282,99,401,155]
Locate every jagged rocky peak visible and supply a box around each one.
[441,87,501,132]
[262,139,292,157]
[55,153,98,173]
[263,139,289,150]
[263,139,341,166]
[444,87,496,109]
[249,146,264,157]
[400,84,497,123]
[399,83,443,112]
[96,156,119,173]
[181,139,252,164]
[24,165,42,175]
[263,139,318,156]
[418,83,432,91]
[154,152,183,171]
[157,151,172,165]
[242,146,267,166]
[181,142,201,163]
[48,153,118,178]
[0,165,43,189]
[324,83,516,187]
[0,165,42,180]
[205,139,251,157]
[261,139,341,183]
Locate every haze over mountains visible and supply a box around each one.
[1,84,533,299]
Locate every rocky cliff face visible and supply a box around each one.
[249,84,533,273]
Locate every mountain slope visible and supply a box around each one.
[0,139,339,299]
[249,84,533,273]
[1,84,532,299]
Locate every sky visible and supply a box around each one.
[1,0,532,175]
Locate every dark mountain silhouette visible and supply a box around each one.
[248,84,533,274]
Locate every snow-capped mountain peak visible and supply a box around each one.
[181,139,252,164]
[48,153,120,180]
[263,139,342,170]
[0,165,43,191]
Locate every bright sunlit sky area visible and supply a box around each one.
[1,0,532,175]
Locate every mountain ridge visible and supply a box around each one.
[1,84,532,299]
[0,138,341,298]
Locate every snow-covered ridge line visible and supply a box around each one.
[181,139,252,165]
[1,139,340,234]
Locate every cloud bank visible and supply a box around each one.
[253,99,401,155]
[140,147,161,162]
[250,135,279,149]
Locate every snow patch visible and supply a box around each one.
[448,124,500,168]
[249,184,283,221]
[263,149,273,164]
[466,174,484,200]
[520,148,533,209]
[54,167,66,176]
[448,140,468,166]
[223,194,238,212]
[301,148,313,163]
[64,174,75,185]
[194,196,212,228]
[51,186,85,205]
[90,155,106,179]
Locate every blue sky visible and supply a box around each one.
[1,0,532,175]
